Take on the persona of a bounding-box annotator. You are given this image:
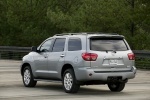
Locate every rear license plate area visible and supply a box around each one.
[109,59,118,65]
[107,76,122,82]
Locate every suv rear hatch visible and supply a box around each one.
[87,35,134,72]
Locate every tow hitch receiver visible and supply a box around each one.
[107,76,122,82]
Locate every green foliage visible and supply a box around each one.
[136,57,150,69]
[0,0,149,49]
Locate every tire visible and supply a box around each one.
[62,69,80,93]
[108,82,125,92]
[22,66,37,87]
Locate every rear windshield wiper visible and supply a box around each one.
[106,50,116,53]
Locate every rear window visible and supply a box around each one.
[90,39,128,51]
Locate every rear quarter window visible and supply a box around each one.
[68,38,82,51]
[90,38,128,51]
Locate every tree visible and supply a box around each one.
[0,0,149,49]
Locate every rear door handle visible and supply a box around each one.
[60,54,65,57]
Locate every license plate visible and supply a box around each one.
[109,59,118,65]
[107,76,122,82]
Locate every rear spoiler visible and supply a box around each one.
[89,35,124,40]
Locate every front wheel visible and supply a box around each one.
[108,82,125,92]
[22,66,37,87]
[63,69,80,93]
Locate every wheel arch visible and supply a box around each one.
[21,63,31,76]
[61,64,74,79]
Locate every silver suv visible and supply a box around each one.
[21,33,136,93]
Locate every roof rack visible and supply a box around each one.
[106,33,119,35]
[54,32,119,36]
[54,33,87,36]
[85,32,119,35]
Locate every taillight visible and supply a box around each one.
[128,53,135,60]
[82,53,98,61]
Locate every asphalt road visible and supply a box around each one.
[0,60,150,100]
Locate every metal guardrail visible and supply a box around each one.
[0,46,31,60]
[0,46,150,69]
[0,46,150,58]
[0,46,150,57]
[133,50,150,58]
[0,46,31,52]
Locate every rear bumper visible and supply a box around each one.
[74,66,136,81]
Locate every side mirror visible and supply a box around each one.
[31,46,37,52]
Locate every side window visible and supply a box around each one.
[40,39,53,52]
[68,38,82,51]
[52,38,66,52]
